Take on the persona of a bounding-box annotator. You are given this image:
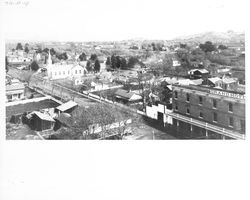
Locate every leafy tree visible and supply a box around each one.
[199,41,216,52]
[16,43,23,50]
[206,53,231,66]
[218,44,228,50]
[24,46,29,54]
[36,48,42,53]
[106,57,111,66]
[43,48,49,53]
[29,61,39,71]
[180,43,187,49]
[24,43,29,53]
[79,52,87,61]
[50,48,56,56]
[121,57,127,69]
[127,57,139,68]
[116,56,121,68]
[23,71,33,86]
[56,52,68,60]
[90,54,97,61]
[94,59,101,72]
[111,54,117,69]
[151,81,172,104]
[69,104,127,139]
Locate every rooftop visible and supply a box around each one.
[6,83,26,91]
[6,99,60,117]
[33,111,55,122]
[115,89,139,100]
[56,100,78,112]
[188,69,209,74]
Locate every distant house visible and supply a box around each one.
[115,89,142,104]
[6,82,26,102]
[98,71,113,82]
[172,60,181,67]
[188,69,209,79]
[202,77,223,88]
[222,77,238,91]
[177,78,203,86]
[55,100,78,114]
[90,81,109,91]
[28,111,55,132]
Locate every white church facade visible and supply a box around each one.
[47,50,87,80]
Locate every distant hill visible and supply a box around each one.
[172,31,245,44]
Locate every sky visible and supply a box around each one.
[1,0,247,42]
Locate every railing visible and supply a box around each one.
[168,113,245,140]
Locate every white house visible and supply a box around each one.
[6,82,26,102]
[47,51,87,80]
[172,60,181,67]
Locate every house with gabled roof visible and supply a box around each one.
[115,89,142,104]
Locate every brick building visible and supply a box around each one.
[172,84,245,138]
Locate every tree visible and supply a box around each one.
[199,41,216,52]
[24,43,29,53]
[115,56,121,68]
[69,104,127,139]
[79,52,87,61]
[121,57,127,69]
[111,54,117,69]
[127,57,139,68]
[90,54,97,61]
[56,52,68,60]
[16,43,23,50]
[94,59,101,72]
[29,61,39,71]
[106,57,111,66]
[23,71,33,86]
[36,47,42,53]
[24,46,29,54]
[218,44,228,50]
[50,48,56,56]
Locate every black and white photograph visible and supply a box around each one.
[0,0,249,200]
[3,0,246,140]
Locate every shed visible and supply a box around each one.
[115,89,142,103]
[55,100,78,114]
[29,111,55,131]
[188,69,209,80]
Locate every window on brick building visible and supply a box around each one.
[199,111,203,118]
[174,91,178,99]
[213,112,217,122]
[175,105,178,111]
[229,117,234,127]
[213,99,217,108]
[199,96,203,105]
[240,120,245,132]
[228,103,233,112]
[186,108,190,114]
[186,93,190,102]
